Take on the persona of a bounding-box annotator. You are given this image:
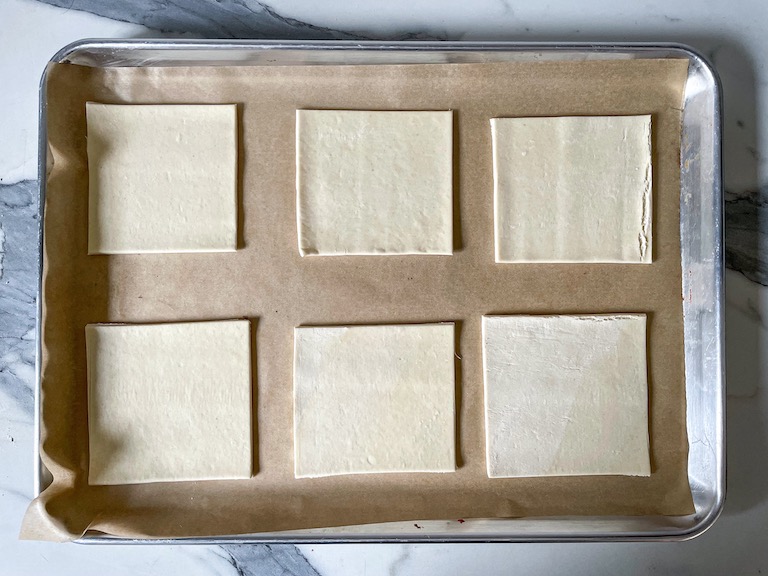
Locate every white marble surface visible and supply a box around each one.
[1,0,766,573]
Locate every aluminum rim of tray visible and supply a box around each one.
[34,39,724,543]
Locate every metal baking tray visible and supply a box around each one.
[34,40,724,543]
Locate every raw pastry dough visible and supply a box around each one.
[293,323,456,478]
[296,110,453,256]
[86,320,252,485]
[482,314,650,478]
[491,115,652,263]
[86,103,238,254]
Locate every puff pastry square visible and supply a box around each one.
[293,323,456,478]
[491,115,652,263]
[296,110,453,256]
[86,320,252,485]
[482,314,650,478]
[86,103,237,254]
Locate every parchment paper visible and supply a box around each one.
[22,59,693,541]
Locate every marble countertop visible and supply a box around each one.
[1,0,766,573]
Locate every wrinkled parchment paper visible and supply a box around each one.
[22,59,693,541]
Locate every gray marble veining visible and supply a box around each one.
[726,192,768,285]
[35,0,445,40]
[0,180,38,419]
[222,545,321,576]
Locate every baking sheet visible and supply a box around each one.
[22,59,693,541]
